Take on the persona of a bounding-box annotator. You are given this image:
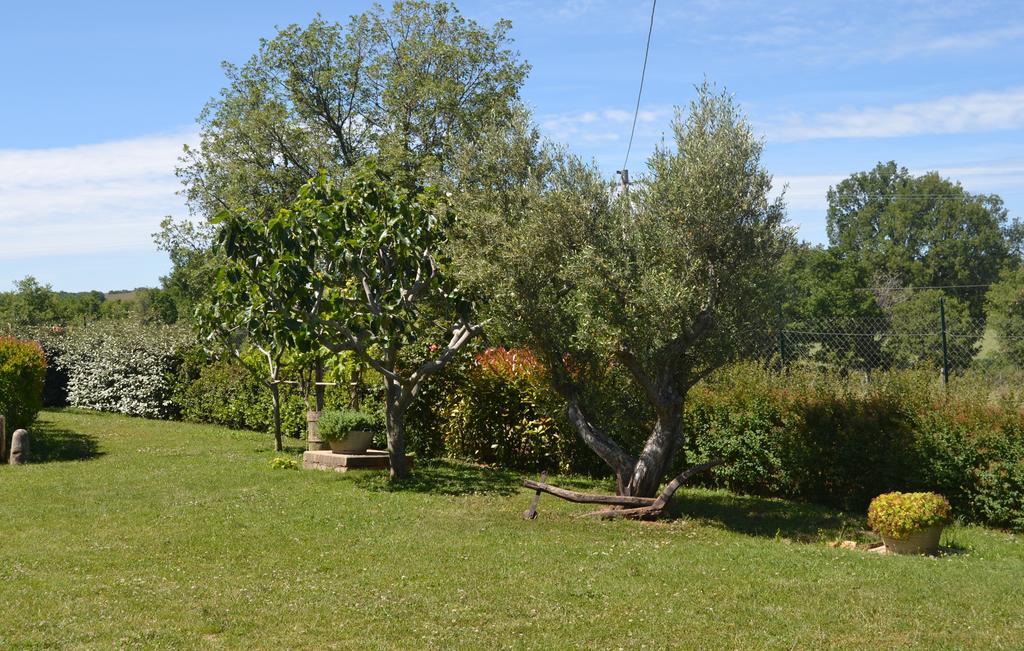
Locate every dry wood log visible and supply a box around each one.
[521,479,657,507]
[583,458,725,519]
[650,458,725,510]
[522,458,725,520]
[523,471,547,520]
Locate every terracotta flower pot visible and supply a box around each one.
[881,525,943,555]
[328,429,374,455]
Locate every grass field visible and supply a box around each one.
[1,410,1023,649]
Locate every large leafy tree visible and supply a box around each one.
[175,1,527,226]
[826,161,1020,318]
[216,163,479,479]
[456,87,790,500]
[163,1,527,360]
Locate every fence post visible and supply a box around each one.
[940,297,950,387]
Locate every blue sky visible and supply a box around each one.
[2,0,1023,291]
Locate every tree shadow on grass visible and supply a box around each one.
[351,459,520,497]
[18,418,103,464]
[667,489,868,543]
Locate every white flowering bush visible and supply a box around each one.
[57,323,194,418]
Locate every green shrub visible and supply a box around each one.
[682,365,919,510]
[10,326,70,407]
[868,492,951,540]
[406,348,612,475]
[317,409,378,441]
[970,426,1024,531]
[172,354,307,437]
[0,336,47,429]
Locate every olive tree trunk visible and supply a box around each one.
[624,403,684,498]
[562,384,686,498]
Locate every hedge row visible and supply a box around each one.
[405,347,602,473]
[678,364,1024,530]
[172,348,357,436]
[24,324,359,437]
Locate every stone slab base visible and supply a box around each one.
[302,449,412,472]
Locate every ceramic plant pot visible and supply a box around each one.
[328,429,374,454]
[881,525,943,555]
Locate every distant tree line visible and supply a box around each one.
[0,276,181,328]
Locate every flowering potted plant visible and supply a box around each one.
[867,492,951,555]
[316,409,377,454]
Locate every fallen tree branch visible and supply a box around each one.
[583,459,726,520]
[521,479,657,507]
[651,458,725,511]
[582,505,661,519]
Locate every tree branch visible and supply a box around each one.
[405,320,482,392]
[521,479,656,507]
[583,458,725,519]
[616,345,670,410]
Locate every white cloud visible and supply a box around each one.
[774,162,1024,213]
[552,0,605,19]
[539,106,672,147]
[772,174,846,211]
[765,88,1024,142]
[882,25,1024,60]
[0,131,195,260]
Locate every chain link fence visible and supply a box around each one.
[747,301,1024,381]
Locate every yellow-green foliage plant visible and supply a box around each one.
[0,336,47,429]
[868,492,951,540]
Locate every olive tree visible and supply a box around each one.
[215,163,479,479]
[456,87,790,501]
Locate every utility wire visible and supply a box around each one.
[852,284,992,292]
[621,0,657,181]
[830,194,1000,199]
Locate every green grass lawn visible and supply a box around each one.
[1,410,1023,649]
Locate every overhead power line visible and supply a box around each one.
[618,0,657,189]
[852,284,992,292]
[831,194,1000,199]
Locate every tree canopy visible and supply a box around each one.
[177,1,528,224]
[826,161,1020,317]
